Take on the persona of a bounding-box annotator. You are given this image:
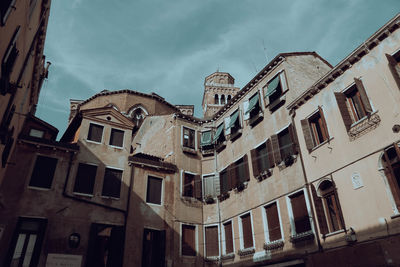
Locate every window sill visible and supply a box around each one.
[218,191,230,202]
[27,186,51,191]
[348,111,380,141]
[109,145,123,150]
[147,202,163,207]
[86,139,102,145]
[229,129,242,142]
[290,230,314,243]
[263,239,284,250]
[73,192,94,198]
[255,169,273,182]
[215,141,227,153]
[266,89,288,112]
[100,195,120,200]
[390,213,400,219]
[201,146,214,156]
[310,137,334,153]
[323,229,345,238]
[278,154,297,169]
[238,247,255,257]
[221,253,235,260]
[205,256,219,262]
[249,111,264,127]
[182,146,197,155]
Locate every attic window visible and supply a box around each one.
[109,128,124,148]
[29,128,44,138]
[87,123,103,143]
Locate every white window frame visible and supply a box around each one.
[180,223,198,257]
[203,223,221,258]
[222,219,235,256]
[261,200,284,243]
[86,122,104,144]
[181,125,197,150]
[238,211,255,250]
[146,174,164,206]
[72,162,98,197]
[286,188,314,236]
[202,173,219,199]
[100,166,124,199]
[109,127,125,149]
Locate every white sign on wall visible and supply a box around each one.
[351,172,364,190]
[45,254,82,267]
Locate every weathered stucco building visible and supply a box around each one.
[1,8,400,267]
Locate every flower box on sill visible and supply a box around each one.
[290,230,314,243]
[249,111,264,127]
[263,239,284,250]
[238,247,255,258]
[235,182,247,192]
[205,256,219,262]
[204,195,215,204]
[218,192,230,201]
[256,169,273,181]
[221,253,235,260]
[201,146,214,156]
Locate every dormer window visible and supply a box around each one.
[87,123,103,143]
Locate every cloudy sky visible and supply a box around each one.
[35,0,399,138]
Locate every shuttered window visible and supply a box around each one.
[290,191,311,234]
[278,128,293,160]
[382,145,400,210]
[205,226,219,257]
[301,107,330,151]
[223,221,233,254]
[219,168,230,194]
[101,168,122,198]
[235,155,250,185]
[182,225,196,256]
[87,123,103,143]
[73,163,97,195]
[29,155,58,189]
[265,203,282,242]
[203,174,219,198]
[183,172,194,198]
[146,176,162,205]
[183,127,195,149]
[109,129,124,147]
[251,141,273,178]
[240,213,253,249]
[1,26,19,95]
[385,52,400,89]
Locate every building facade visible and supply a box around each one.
[0,10,400,267]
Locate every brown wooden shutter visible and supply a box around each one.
[266,139,275,168]
[334,92,352,131]
[219,171,225,194]
[241,214,253,248]
[228,163,237,189]
[194,175,202,200]
[182,225,196,256]
[354,78,372,114]
[271,134,281,164]
[224,222,233,254]
[383,150,400,209]
[243,154,250,182]
[250,148,260,178]
[291,191,311,233]
[205,226,219,257]
[288,124,298,155]
[301,119,314,151]
[310,184,328,235]
[318,106,330,141]
[385,53,400,90]
[332,185,346,230]
[265,203,282,241]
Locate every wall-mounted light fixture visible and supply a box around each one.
[68,233,81,249]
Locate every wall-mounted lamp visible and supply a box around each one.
[68,233,81,249]
[345,227,357,243]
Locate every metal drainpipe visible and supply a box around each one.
[290,110,323,252]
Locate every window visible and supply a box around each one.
[87,123,103,143]
[142,229,166,267]
[221,95,226,105]
[244,92,262,124]
[289,190,312,235]
[101,168,122,198]
[219,168,231,195]
[382,144,400,211]
[271,124,298,165]
[203,174,219,198]
[200,130,213,151]
[334,78,373,131]
[109,128,124,147]
[146,176,163,205]
[181,224,196,256]
[301,107,330,151]
[239,213,254,249]
[29,128,44,138]
[5,217,47,267]
[250,139,274,179]
[86,223,124,267]
[205,225,219,258]
[1,26,20,95]
[220,155,250,193]
[182,126,195,149]
[182,172,202,200]
[385,51,400,90]
[264,71,287,110]
[214,94,219,104]
[73,163,97,195]
[222,221,234,255]
[29,155,58,189]
[264,202,282,242]
[227,95,232,101]
[212,123,226,148]
[224,109,242,139]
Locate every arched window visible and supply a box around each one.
[214,94,219,104]
[127,105,148,128]
[221,95,225,105]
[311,180,345,235]
[227,95,232,101]
[382,144,400,209]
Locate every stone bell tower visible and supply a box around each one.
[202,72,240,118]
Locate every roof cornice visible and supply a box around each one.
[288,13,400,111]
